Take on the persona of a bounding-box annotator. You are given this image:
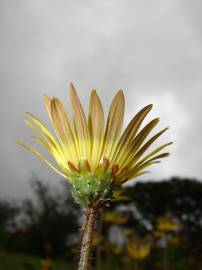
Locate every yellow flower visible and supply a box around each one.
[111,245,123,255]
[169,235,180,245]
[102,211,129,224]
[122,228,135,237]
[41,258,53,270]
[153,230,166,238]
[127,238,151,260]
[156,217,180,232]
[102,243,123,255]
[17,83,172,206]
[92,232,103,246]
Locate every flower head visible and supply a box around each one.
[156,217,181,232]
[102,211,129,224]
[40,258,53,270]
[127,238,152,260]
[17,83,172,206]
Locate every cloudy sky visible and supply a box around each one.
[0,1,202,198]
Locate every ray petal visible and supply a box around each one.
[125,152,170,181]
[135,142,173,167]
[138,152,170,166]
[16,141,68,179]
[22,117,65,160]
[50,97,79,164]
[112,104,153,163]
[127,127,170,167]
[69,83,90,159]
[88,90,105,168]
[25,112,64,156]
[44,95,52,123]
[117,118,160,168]
[127,162,159,180]
[102,90,125,160]
[120,161,160,182]
[31,135,67,171]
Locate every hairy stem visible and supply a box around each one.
[77,206,97,270]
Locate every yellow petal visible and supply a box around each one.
[118,118,160,168]
[69,83,90,159]
[25,112,64,158]
[135,142,172,167]
[31,136,67,172]
[121,161,160,182]
[111,104,153,163]
[102,90,125,159]
[43,95,53,124]
[22,117,66,162]
[140,152,170,165]
[44,95,73,160]
[44,95,72,160]
[50,97,79,164]
[128,127,170,167]
[88,90,104,168]
[16,140,68,179]
[125,153,170,181]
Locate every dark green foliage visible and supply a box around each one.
[20,177,81,256]
[0,176,202,269]
[0,200,19,229]
[0,199,19,250]
[122,177,202,269]
[125,177,202,223]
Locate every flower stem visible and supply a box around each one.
[77,206,97,270]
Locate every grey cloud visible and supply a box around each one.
[0,0,202,198]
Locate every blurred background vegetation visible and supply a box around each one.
[0,176,202,270]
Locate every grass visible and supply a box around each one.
[0,251,74,270]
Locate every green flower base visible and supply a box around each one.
[70,170,114,206]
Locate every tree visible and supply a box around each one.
[21,177,81,256]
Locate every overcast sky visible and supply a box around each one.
[0,0,202,199]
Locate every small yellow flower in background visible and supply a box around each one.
[156,217,181,232]
[92,231,103,246]
[153,230,166,238]
[169,235,180,245]
[102,243,123,255]
[127,238,152,260]
[102,211,129,224]
[122,228,135,237]
[41,258,53,270]
[17,83,172,207]
[111,245,123,255]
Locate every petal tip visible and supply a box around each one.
[69,82,76,92]
[117,89,124,98]
[43,94,50,99]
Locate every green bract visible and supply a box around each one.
[70,170,114,206]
